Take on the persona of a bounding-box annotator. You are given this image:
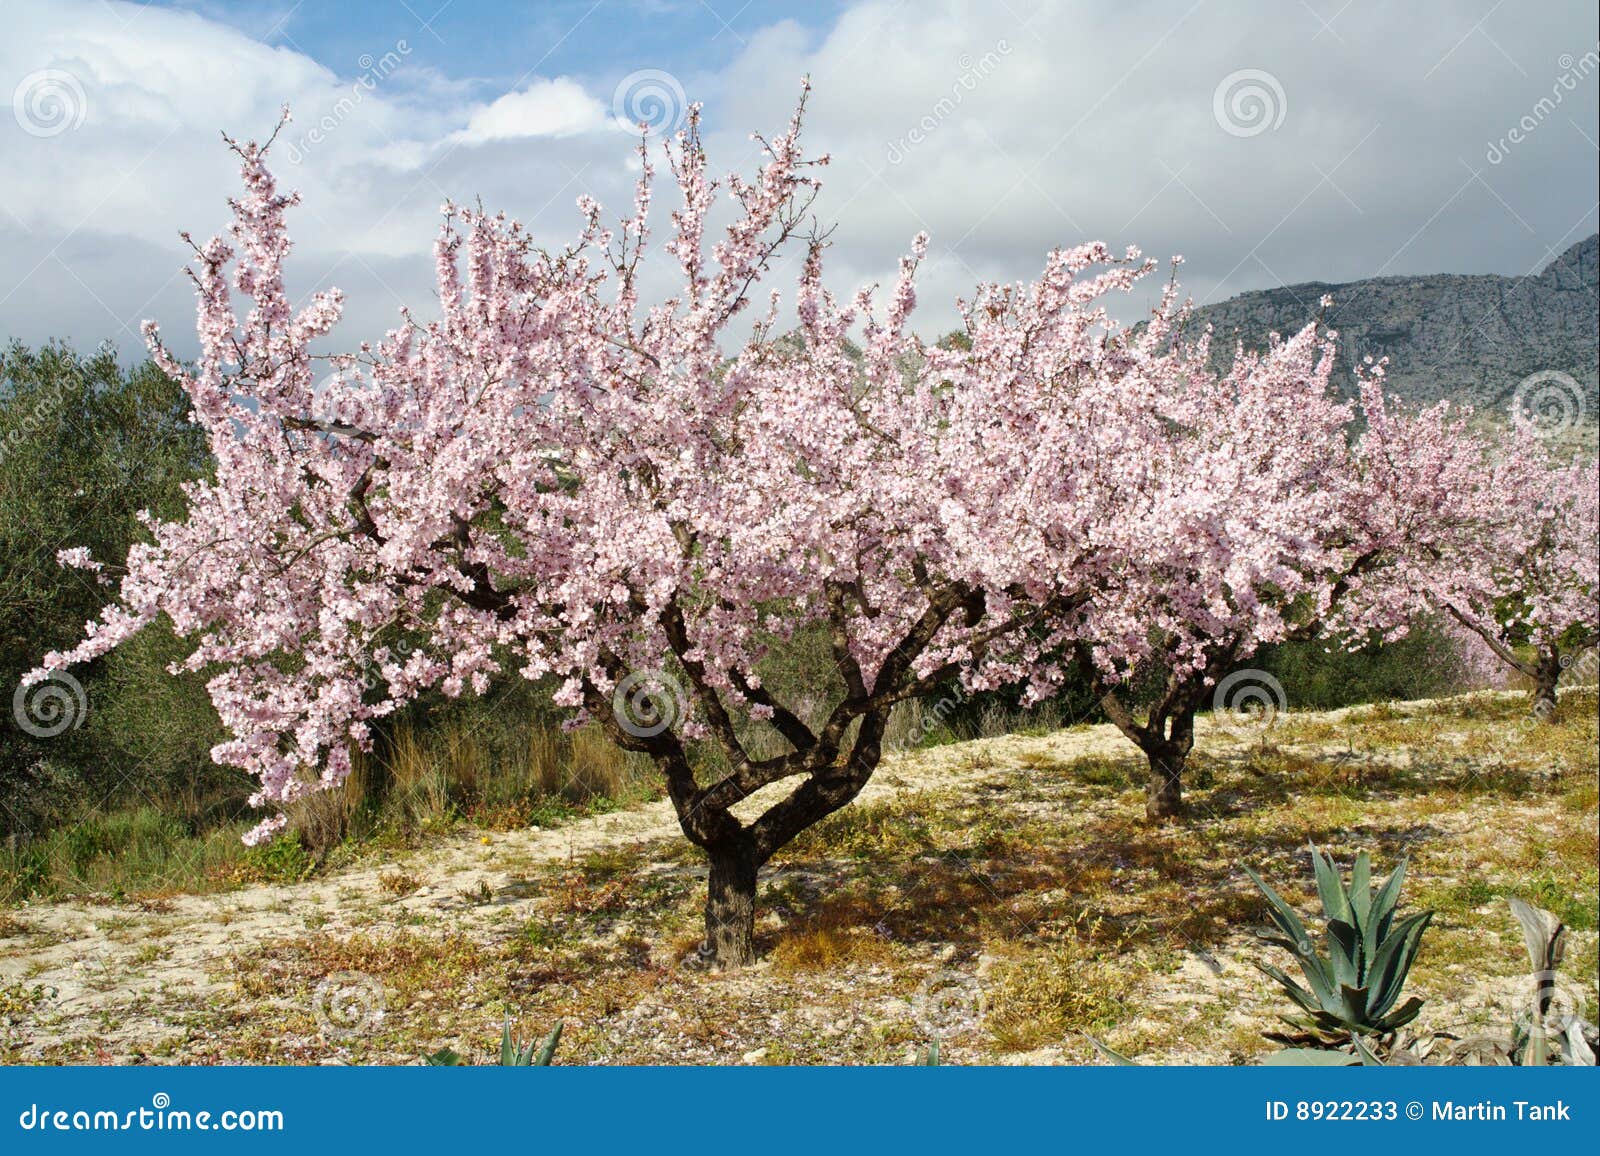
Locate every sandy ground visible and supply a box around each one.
[1,694,1594,1065]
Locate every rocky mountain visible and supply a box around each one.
[1189,234,1597,425]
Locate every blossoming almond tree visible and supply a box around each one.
[1067,336,1491,819]
[1068,317,1364,818]
[1368,402,1600,715]
[29,92,1184,966]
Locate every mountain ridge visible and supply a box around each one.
[1188,234,1597,422]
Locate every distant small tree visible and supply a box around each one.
[1068,348,1492,819]
[1403,430,1597,716]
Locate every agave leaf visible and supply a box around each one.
[423,1047,467,1066]
[1309,844,1351,926]
[1246,866,1340,1008]
[1523,1029,1550,1068]
[919,1038,941,1065]
[1085,1035,1140,1065]
[1255,931,1309,954]
[1367,858,1408,953]
[1256,962,1330,1017]
[1374,996,1425,1033]
[1351,1036,1386,1066]
[500,1016,516,1066]
[1260,1048,1359,1066]
[1338,982,1374,1030]
[1244,865,1315,952]
[532,1020,563,1066]
[1349,851,1372,931]
[1562,1022,1596,1067]
[1366,910,1433,1017]
[1507,897,1565,973]
[1326,919,1363,990]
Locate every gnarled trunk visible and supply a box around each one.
[704,838,759,968]
[1145,745,1186,820]
[1139,707,1196,822]
[1531,649,1561,721]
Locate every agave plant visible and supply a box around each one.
[1446,899,1598,1067]
[424,1017,563,1066]
[1245,845,1433,1041]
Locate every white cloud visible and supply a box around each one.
[451,78,610,144]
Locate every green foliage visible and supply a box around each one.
[236,837,314,885]
[1251,619,1471,710]
[1,341,222,838]
[1246,845,1433,1039]
[424,1018,563,1066]
[0,805,255,904]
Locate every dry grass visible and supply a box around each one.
[377,870,421,898]
[3,688,1594,1066]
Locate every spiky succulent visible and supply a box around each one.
[1245,845,1433,1039]
[424,1018,563,1066]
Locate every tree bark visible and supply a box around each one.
[1531,649,1562,721]
[703,837,760,969]
[1145,744,1187,820]
[1139,706,1195,822]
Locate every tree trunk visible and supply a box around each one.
[703,838,759,969]
[1145,745,1186,821]
[1531,650,1562,721]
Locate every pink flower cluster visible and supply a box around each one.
[26,94,1597,842]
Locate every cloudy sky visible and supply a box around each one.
[2,0,1596,358]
